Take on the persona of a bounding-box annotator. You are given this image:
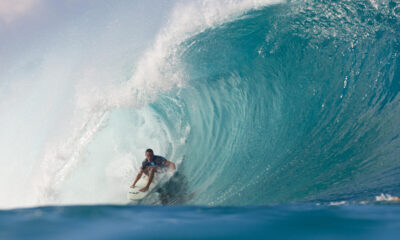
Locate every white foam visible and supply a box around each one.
[106,0,284,109]
[328,201,347,206]
[375,193,400,202]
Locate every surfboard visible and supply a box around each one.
[127,174,163,201]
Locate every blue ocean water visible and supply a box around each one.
[1,204,400,239]
[1,0,400,238]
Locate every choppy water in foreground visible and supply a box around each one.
[2,204,400,239]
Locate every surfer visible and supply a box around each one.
[130,149,176,192]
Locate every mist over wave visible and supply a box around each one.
[1,0,400,209]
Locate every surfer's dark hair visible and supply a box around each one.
[146,149,154,154]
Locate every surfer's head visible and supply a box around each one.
[145,148,154,161]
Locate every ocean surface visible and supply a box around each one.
[1,0,400,238]
[1,204,400,239]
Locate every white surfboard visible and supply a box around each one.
[127,173,166,201]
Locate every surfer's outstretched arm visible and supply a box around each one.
[130,169,143,188]
[139,167,156,192]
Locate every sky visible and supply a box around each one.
[0,0,41,23]
[0,0,175,75]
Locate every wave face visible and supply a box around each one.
[1,0,400,208]
[158,0,400,205]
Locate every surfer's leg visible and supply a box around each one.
[139,167,157,192]
[143,167,149,176]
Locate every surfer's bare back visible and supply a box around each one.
[130,149,176,192]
